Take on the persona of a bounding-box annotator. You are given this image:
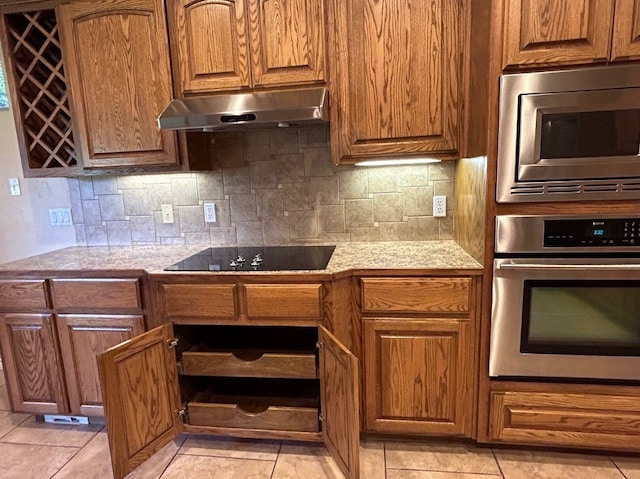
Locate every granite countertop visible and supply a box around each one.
[0,240,482,276]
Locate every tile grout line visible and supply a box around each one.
[491,449,506,479]
[158,433,189,479]
[383,441,388,479]
[610,455,631,479]
[269,440,283,479]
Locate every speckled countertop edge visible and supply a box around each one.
[0,240,482,276]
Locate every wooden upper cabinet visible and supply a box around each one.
[328,0,468,163]
[501,0,617,68]
[248,0,325,87]
[168,0,325,95]
[169,0,251,94]
[58,0,178,168]
[611,0,640,61]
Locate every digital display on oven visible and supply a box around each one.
[544,218,640,247]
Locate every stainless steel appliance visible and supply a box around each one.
[490,215,640,381]
[158,87,328,131]
[165,245,335,272]
[496,64,640,202]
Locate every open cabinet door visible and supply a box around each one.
[319,326,360,479]
[98,324,182,479]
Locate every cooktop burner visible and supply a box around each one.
[164,245,336,272]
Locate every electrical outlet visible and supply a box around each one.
[8,178,21,196]
[204,202,217,223]
[433,195,446,217]
[161,204,174,224]
[49,208,73,226]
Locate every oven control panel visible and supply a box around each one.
[544,218,640,247]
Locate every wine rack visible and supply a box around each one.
[4,8,80,175]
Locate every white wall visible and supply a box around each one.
[0,107,76,263]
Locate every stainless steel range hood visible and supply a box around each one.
[158,87,328,131]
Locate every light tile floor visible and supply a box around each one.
[0,372,639,479]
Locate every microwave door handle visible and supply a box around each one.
[497,263,640,271]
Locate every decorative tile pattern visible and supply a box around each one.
[66,126,456,246]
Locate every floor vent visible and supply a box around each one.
[43,415,89,426]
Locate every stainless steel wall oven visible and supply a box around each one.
[490,215,640,381]
[496,64,640,203]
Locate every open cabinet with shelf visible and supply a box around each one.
[98,322,360,479]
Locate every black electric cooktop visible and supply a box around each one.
[164,245,336,272]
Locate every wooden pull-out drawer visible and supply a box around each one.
[163,284,237,318]
[0,280,48,309]
[489,391,640,450]
[51,279,141,309]
[181,350,317,379]
[245,284,322,320]
[188,393,319,433]
[361,277,471,314]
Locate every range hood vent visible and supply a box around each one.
[158,87,328,131]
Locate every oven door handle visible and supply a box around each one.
[497,263,640,271]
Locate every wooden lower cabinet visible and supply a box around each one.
[360,275,479,437]
[0,275,147,417]
[98,323,360,479]
[489,390,640,451]
[363,318,473,435]
[56,314,145,416]
[0,314,68,414]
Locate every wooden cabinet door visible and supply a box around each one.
[98,324,181,479]
[248,0,325,87]
[328,0,461,163]
[611,0,640,61]
[363,319,473,436]
[56,314,145,417]
[318,326,359,479]
[169,0,251,94]
[0,314,68,415]
[58,0,178,168]
[501,0,614,68]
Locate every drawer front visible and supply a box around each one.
[245,284,322,320]
[51,279,141,309]
[362,277,471,314]
[181,351,317,379]
[188,401,319,432]
[164,284,237,318]
[489,391,640,450]
[0,280,48,309]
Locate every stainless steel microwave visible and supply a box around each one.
[496,64,640,203]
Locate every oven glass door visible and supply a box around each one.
[518,88,640,182]
[491,258,640,381]
[522,280,640,355]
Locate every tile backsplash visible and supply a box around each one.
[69,125,455,247]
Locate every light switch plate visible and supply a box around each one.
[161,204,174,223]
[8,178,20,196]
[49,208,73,226]
[204,202,216,223]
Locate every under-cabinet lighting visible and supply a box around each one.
[355,158,442,167]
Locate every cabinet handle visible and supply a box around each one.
[167,338,179,349]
